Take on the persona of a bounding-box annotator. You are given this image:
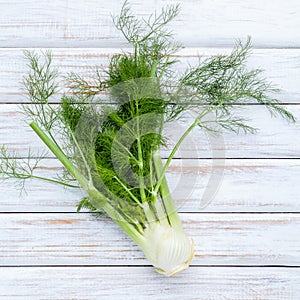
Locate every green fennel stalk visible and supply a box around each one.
[0,1,295,276]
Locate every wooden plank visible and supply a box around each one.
[0,48,300,103]
[1,158,300,212]
[1,104,299,158]
[0,213,299,266]
[0,0,300,48]
[0,267,299,300]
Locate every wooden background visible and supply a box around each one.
[0,0,300,299]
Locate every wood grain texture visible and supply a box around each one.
[0,0,299,297]
[0,48,300,103]
[0,213,299,266]
[0,0,300,48]
[1,104,299,158]
[0,266,299,300]
[1,158,300,212]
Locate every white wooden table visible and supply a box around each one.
[0,1,300,299]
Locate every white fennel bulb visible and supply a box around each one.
[140,222,194,276]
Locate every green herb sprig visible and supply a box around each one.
[0,1,295,276]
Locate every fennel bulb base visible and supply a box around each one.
[140,222,194,277]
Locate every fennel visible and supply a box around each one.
[0,1,295,276]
